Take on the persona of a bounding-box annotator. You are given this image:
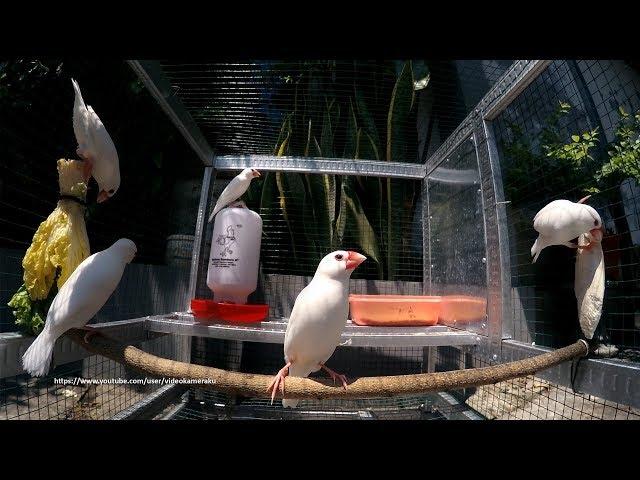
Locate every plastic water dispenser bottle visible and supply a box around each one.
[207,202,262,304]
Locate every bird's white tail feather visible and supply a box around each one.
[71,79,85,107]
[22,330,56,377]
[282,363,314,409]
[531,236,545,263]
[208,204,221,223]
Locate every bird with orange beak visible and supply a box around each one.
[208,168,261,222]
[268,250,367,407]
[72,79,120,203]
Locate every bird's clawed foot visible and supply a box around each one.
[267,362,291,405]
[77,325,100,344]
[319,363,348,390]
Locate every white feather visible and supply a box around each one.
[22,239,136,377]
[280,250,365,408]
[72,79,90,158]
[208,169,257,222]
[575,233,605,340]
[71,79,120,196]
[531,199,602,262]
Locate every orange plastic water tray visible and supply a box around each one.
[439,295,487,325]
[348,295,441,326]
[190,299,269,324]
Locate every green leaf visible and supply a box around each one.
[277,131,290,157]
[304,172,336,255]
[355,87,380,149]
[321,97,340,158]
[304,119,312,157]
[343,98,359,159]
[276,172,308,262]
[356,130,385,251]
[335,178,383,279]
[386,61,415,279]
[386,61,415,163]
[571,135,580,142]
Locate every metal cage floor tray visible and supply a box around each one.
[144,313,480,347]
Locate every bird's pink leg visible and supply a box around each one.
[267,362,291,405]
[319,363,348,390]
[577,195,592,204]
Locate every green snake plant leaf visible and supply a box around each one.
[335,129,384,278]
[355,87,380,149]
[304,119,312,157]
[304,99,338,257]
[336,102,360,245]
[357,130,385,256]
[321,97,341,158]
[272,123,307,262]
[275,170,308,263]
[343,98,359,159]
[386,61,416,280]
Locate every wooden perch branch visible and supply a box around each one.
[66,330,588,400]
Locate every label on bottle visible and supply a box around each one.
[211,223,242,268]
[211,258,239,268]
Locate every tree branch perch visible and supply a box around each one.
[66,329,588,400]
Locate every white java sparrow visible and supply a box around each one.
[267,250,367,408]
[22,239,137,377]
[575,230,605,340]
[72,79,120,203]
[208,168,261,222]
[531,196,603,263]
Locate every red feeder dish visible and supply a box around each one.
[190,299,268,324]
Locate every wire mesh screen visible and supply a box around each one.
[0,334,187,420]
[0,59,202,418]
[164,389,450,420]
[160,60,512,163]
[433,346,640,420]
[492,60,640,351]
[183,338,444,420]
[160,60,422,161]
[0,59,202,333]
[419,60,513,159]
[195,172,424,312]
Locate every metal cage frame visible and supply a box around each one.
[2,59,638,419]
[128,59,640,410]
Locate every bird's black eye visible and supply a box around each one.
[108,189,115,195]
[335,254,343,261]
[594,220,599,226]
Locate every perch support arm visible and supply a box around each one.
[66,330,588,400]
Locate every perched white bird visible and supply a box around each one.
[72,79,120,203]
[575,230,605,340]
[267,250,367,408]
[531,196,603,263]
[208,168,261,222]
[22,239,137,377]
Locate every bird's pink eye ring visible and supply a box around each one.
[335,254,344,260]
